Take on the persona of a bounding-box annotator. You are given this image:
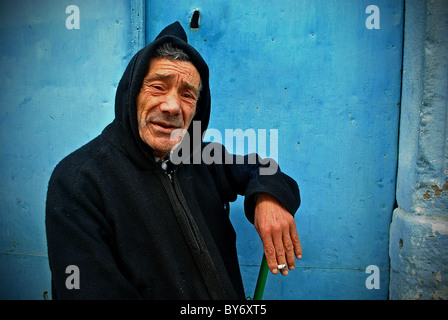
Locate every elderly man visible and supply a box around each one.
[46,22,301,299]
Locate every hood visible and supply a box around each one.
[109,21,211,167]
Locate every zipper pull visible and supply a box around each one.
[157,157,174,182]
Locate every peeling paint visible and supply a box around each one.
[430,182,448,197]
[423,182,448,199]
[431,221,448,235]
[430,285,448,300]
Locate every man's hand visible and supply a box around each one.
[254,193,302,276]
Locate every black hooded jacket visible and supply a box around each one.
[45,22,300,299]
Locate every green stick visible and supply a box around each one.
[253,254,269,300]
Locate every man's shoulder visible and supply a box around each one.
[50,133,112,182]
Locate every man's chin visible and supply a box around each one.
[151,139,179,158]
[141,129,184,158]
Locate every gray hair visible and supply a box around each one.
[155,42,191,61]
[154,43,202,96]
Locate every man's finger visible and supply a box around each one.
[263,239,280,274]
[273,231,289,276]
[290,223,302,259]
[283,232,296,270]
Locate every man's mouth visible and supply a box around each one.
[151,121,181,133]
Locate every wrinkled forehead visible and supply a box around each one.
[144,57,201,90]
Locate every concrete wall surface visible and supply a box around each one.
[389,0,448,300]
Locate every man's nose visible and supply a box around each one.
[159,91,181,115]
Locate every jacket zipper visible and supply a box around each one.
[158,166,201,252]
[157,159,231,299]
[155,162,232,299]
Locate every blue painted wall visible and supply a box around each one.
[0,0,404,299]
[0,0,132,299]
[147,0,404,300]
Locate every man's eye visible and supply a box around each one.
[152,85,164,91]
[183,92,198,100]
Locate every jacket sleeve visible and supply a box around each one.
[209,143,300,223]
[45,162,142,300]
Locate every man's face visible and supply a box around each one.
[136,58,201,158]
